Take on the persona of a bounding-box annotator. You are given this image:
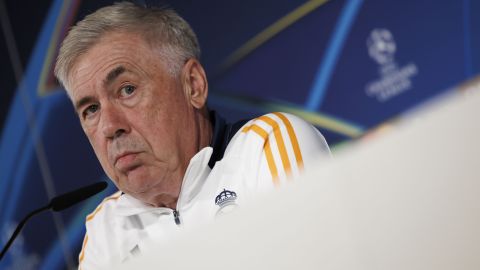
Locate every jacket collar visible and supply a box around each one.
[115,147,213,216]
[208,110,229,169]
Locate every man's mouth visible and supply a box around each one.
[114,152,141,173]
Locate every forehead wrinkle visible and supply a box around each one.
[68,36,163,108]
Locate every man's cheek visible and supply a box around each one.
[91,144,112,175]
[100,158,118,182]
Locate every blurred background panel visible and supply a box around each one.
[0,0,478,269]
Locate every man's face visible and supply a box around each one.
[67,31,206,207]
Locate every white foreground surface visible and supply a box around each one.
[120,87,480,270]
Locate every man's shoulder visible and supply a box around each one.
[223,112,330,185]
[230,112,327,149]
[79,191,124,268]
[85,190,123,226]
[242,112,311,132]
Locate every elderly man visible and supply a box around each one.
[55,2,330,268]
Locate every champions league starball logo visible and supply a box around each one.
[367,29,396,65]
[365,28,419,102]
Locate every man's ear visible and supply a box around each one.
[182,58,208,109]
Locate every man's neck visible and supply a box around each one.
[197,109,213,152]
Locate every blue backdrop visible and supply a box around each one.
[0,0,479,269]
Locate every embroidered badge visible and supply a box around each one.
[215,189,238,217]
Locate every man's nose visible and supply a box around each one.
[99,103,129,139]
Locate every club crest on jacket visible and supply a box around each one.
[214,189,238,217]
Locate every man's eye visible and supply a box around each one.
[83,104,99,118]
[120,85,136,97]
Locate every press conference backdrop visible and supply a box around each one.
[0,0,479,269]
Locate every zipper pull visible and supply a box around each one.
[173,210,181,225]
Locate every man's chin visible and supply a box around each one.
[115,166,177,206]
[121,167,159,195]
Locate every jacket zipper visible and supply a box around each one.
[173,209,181,225]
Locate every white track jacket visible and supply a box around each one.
[78,112,331,269]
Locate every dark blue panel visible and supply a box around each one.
[214,0,343,105]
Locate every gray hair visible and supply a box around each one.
[54,1,201,89]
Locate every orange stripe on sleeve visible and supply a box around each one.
[79,234,88,263]
[242,124,279,185]
[258,115,292,176]
[86,192,121,222]
[79,192,121,267]
[272,112,304,170]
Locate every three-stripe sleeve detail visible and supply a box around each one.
[258,115,292,177]
[242,124,279,186]
[272,112,304,169]
[242,113,304,185]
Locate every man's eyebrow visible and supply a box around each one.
[74,96,95,113]
[104,65,127,87]
[74,66,128,113]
